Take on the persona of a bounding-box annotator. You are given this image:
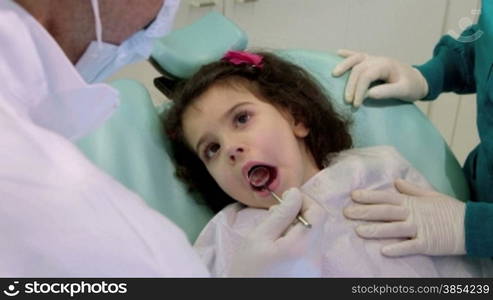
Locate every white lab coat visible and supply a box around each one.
[194,146,490,277]
[0,0,208,276]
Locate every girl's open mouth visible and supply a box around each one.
[248,165,277,191]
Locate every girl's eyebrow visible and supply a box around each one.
[220,101,250,123]
[194,102,250,153]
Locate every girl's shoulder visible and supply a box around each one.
[329,145,411,168]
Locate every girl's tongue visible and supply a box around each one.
[248,166,271,189]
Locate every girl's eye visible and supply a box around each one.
[204,143,220,160]
[235,111,251,125]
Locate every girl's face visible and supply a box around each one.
[182,83,320,208]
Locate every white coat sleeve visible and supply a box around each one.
[0,97,209,277]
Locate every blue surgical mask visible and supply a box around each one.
[75,0,180,83]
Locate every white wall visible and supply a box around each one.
[107,0,481,164]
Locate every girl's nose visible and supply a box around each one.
[228,146,244,163]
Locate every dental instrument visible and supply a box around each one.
[267,188,312,228]
[248,166,311,228]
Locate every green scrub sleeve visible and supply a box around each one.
[465,202,493,257]
[415,26,478,100]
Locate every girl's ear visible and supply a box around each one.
[280,107,309,138]
[293,121,310,138]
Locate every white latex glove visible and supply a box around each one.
[227,188,327,277]
[331,49,429,107]
[343,179,466,257]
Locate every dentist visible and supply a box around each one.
[334,0,493,258]
[0,0,324,276]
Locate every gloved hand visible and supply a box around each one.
[331,49,429,107]
[343,179,466,257]
[227,188,327,277]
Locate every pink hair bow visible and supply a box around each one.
[222,50,264,68]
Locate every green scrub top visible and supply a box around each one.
[416,0,493,257]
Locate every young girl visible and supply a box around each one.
[164,51,486,277]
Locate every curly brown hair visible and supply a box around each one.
[164,52,352,212]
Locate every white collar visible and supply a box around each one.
[1,0,119,141]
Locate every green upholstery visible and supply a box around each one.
[277,49,469,201]
[77,80,214,242]
[152,11,248,79]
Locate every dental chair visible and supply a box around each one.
[77,12,470,243]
